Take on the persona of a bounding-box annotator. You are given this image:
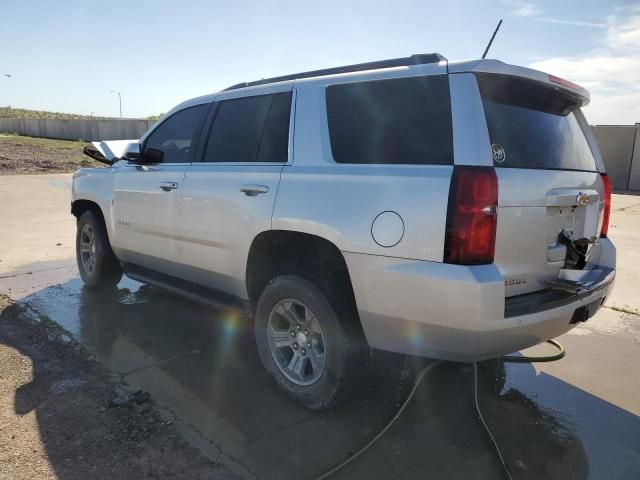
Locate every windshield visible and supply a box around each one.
[477,73,598,172]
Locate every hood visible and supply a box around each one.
[83,139,139,164]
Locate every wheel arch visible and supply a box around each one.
[245,230,360,326]
[71,198,117,247]
[71,199,107,226]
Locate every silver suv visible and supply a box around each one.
[72,53,616,409]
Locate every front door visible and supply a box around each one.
[178,87,293,298]
[110,103,209,276]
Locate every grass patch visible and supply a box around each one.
[0,133,85,149]
[0,106,112,120]
[1,106,161,121]
[0,134,94,174]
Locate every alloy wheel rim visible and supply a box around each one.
[267,298,326,386]
[79,224,96,275]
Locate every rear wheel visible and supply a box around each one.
[255,275,365,410]
[76,210,122,288]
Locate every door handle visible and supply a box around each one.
[159,181,179,191]
[240,184,269,196]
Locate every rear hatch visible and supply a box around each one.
[476,73,606,297]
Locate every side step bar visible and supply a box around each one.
[122,262,251,315]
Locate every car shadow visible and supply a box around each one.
[4,275,640,479]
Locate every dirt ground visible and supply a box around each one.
[0,295,237,480]
[0,135,94,175]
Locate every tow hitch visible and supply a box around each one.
[570,297,606,323]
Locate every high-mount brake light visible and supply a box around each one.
[444,167,498,265]
[600,173,612,238]
[549,74,583,93]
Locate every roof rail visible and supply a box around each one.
[223,53,447,91]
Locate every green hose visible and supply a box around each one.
[313,361,442,480]
[314,339,565,479]
[499,339,565,363]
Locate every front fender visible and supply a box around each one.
[72,167,117,240]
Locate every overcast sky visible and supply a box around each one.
[1,0,638,124]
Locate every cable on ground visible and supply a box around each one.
[314,339,565,480]
[313,361,442,480]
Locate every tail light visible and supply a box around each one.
[444,166,498,265]
[600,173,611,237]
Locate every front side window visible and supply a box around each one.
[326,75,453,165]
[144,104,209,163]
[203,92,291,163]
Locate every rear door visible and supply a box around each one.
[177,86,293,298]
[111,104,208,276]
[475,73,606,297]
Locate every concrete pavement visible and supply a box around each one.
[0,174,76,277]
[606,193,640,315]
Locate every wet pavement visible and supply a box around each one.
[1,175,639,479]
[1,264,639,479]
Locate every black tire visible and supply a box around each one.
[76,210,122,288]
[255,275,366,410]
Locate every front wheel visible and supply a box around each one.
[255,275,366,410]
[76,210,122,288]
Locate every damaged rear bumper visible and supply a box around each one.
[506,267,614,318]
[343,237,616,362]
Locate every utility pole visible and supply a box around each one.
[110,90,122,118]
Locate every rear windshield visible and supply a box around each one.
[326,75,453,165]
[476,73,597,172]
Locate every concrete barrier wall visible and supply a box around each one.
[592,125,638,191]
[628,128,640,191]
[0,117,153,141]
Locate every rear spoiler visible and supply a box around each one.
[448,59,590,106]
[83,140,139,165]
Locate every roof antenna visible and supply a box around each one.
[482,19,503,59]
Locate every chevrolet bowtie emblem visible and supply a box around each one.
[576,192,590,205]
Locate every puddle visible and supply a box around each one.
[2,266,639,479]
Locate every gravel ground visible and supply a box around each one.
[0,135,94,175]
[0,295,237,480]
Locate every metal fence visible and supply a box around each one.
[0,117,638,191]
[0,117,153,142]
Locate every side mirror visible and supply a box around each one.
[141,148,164,164]
[127,147,163,164]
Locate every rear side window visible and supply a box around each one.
[326,75,453,165]
[144,104,208,163]
[477,73,597,172]
[203,92,291,163]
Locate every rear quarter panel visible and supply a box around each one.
[272,76,452,261]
